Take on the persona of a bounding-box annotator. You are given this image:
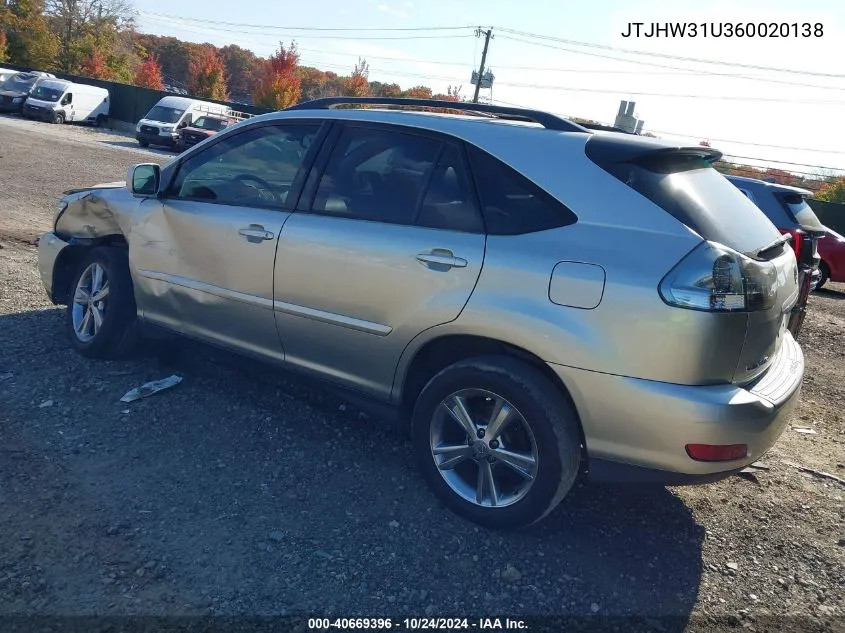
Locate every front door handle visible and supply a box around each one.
[238,225,275,243]
[415,251,468,269]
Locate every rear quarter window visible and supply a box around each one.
[467,145,577,235]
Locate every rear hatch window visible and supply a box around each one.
[586,137,782,257]
[777,192,825,233]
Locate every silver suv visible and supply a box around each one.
[38,98,804,528]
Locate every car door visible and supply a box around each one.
[130,121,325,362]
[273,122,487,399]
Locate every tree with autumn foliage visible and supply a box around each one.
[1,0,60,70]
[134,55,164,90]
[403,85,433,99]
[188,44,228,101]
[80,47,109,78]
[0,30,8,63]
[344,57,369,97]
[252,41,301,109]
[817,177,845,204]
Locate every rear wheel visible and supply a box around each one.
[816,261,830,290]
[53,112,65,125]
[66,247,139,359]
[138,138,149,148]
[93,114,105,128]
[411,355,582,530]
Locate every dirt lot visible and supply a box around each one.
[1,114,844,632]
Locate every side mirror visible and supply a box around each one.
[128,163,161,196]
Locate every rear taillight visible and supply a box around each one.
[659,241,787,313]
[686,443,748,462]
[779,228,803,261]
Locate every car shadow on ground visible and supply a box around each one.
[1,309,703,629]
[99,139,175,156]
[814,287,844,300]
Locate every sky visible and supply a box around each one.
[134,0,845,176]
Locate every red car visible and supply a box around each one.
[817,226,845,289]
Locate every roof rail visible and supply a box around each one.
[578,122,635,134]
[285,97,590,133]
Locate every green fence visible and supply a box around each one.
[808,199,845,235]
[1,63,270,124]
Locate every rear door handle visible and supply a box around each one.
[415,252,468,269]
[238,225,275,242]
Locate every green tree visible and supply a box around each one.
[219,44,261,102]
[253,41,301,109]
[188,44,228,100]
[817,177,845,204]
[2,0,60,69]
[45,0,135,73]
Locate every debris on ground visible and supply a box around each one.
[792,427,818,435]
[783,460,845,486]
[119,375,182,403]
[38,399,53,408]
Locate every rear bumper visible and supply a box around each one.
[37,232,71,304]
[549,331,804,484]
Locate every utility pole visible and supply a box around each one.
[472,27,492,103]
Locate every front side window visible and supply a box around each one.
[168,124,319,209]
[311,127,441,224]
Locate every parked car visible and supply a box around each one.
[0,67,19,83]
[175,114,237,152]
[816,226,845,289]
[135,96,230,149]
[725,175,825,335]
[0,71,55,115]
[38,98,804,529]
[22,79,109,126]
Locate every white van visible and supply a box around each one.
[135,96,229,149]
[23,79,109,126]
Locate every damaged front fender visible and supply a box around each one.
[55,183,135,241]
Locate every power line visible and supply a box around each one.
[141,15,475,40]
[496,34,845,94]
[648,130,845,156]
[722,155,845,171]
[495,27,845,80]
[140,10,473,31]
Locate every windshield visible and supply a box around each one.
[193,117,228,131]
[0,74,39,93]
[30,86,64,102]
[145,105,185,124]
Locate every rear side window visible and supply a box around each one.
[312,127,441,225]
[418,145,484,233]
[587,140,780,255]
[778,193,825,232]
[467,145,577,235]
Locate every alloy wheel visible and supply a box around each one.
[429,389,539,508]
[71,262,110,343]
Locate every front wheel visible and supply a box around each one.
[66,247,139,359]
[138,138,149,148]
[93,114,106,128]
[411,356,582,530]
[53,112,65,124]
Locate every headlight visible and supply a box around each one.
[136,124,142,132]
[12,97,23,104]
[54,200,69,224]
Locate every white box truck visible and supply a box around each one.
[135,96,230,149]
[23,79,110,126]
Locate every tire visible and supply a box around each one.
[816,262,829,290]
[93,114,105,128]
[53,112,65,125]
[65,247,139,359]
[411,355,582,530]
[138,139,149,148]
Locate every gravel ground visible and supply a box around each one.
[1,115,844,633]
